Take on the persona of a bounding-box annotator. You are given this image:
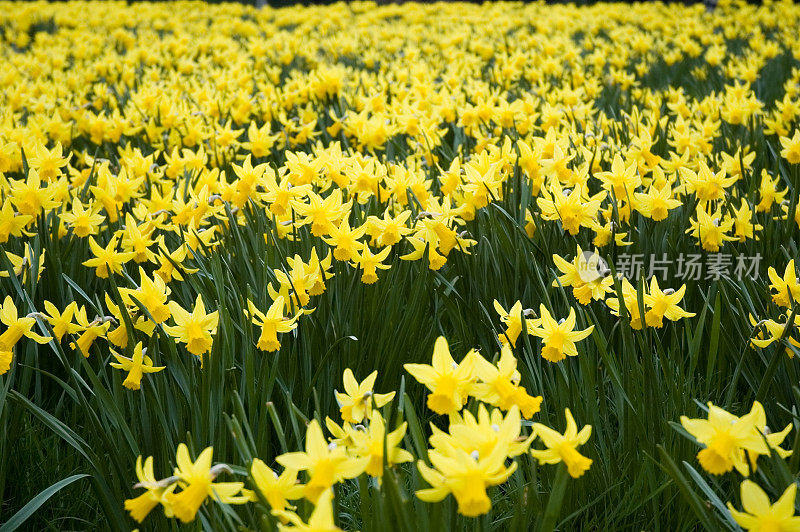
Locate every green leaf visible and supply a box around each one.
[0,474,89,532]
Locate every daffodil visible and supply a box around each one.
[154,243,197,283]
[727,481,800,531]
[417,434,518,517]
[680,401,790,476]
[276,419,367,501]
[349,411,413,477]
[530,408,593,478]
[8,170,60,216]
[634,182,682,221]
[365,209,412,247]
[537,181,605,235]
[527,305,594,363]
[605,277,645,329]
[751,317,800,357]
[82,234,135,279]
[731,199,763,242]
[642,278,694,328]
[41,301,82,341]
[0,296,51,375]
[780,130,800,164]
[246,296,301,352]
[250,458,304,514]
[0,248,46,282]
[61,198,105,238]
[242,122,280,158]
[471,346,542,418]
[680,161,736,203]
[104,293,155,349]
[164,444,250,523]
[29,141,69,182]
[69,308,111,357]
[119,267,172,324]
[429,404,533,461]
[164,295,218,359]
[551,247,613,305]
[273,488,341,532]
[109,342,165,390]
[595,153,641,199]
[293,189,351,237]
[768,260,800,309]
[124,456,173,523]
[756,171,788,212]
[0,199,33,244]
[269,255,313,308]
[686,206,736,252]
[493,299,529,347]
[322,217,366,262]
[334,368,395,424]
[404,336,477,416]
[352,242,392,284]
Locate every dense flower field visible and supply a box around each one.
[1,0,800,529]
